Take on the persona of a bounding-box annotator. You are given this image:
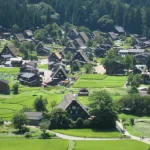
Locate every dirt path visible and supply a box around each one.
[94,65,106,74]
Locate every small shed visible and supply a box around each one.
[78,88,89,96]
[24,112,43,126]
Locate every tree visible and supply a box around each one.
[12,113,28,131]
[89,90,118,128]
[12,24,20,34]
[124,54,133,72]
[49,108,72,129]
[50,100,57,110]
[75,118,84,128]
[12,83,19,94]
[40,121,50,134]
[84,64,93,74]
[34,96,48,112]
[34,29,48,41]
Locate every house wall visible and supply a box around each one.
[0,82,9,94]
[66,101,89,120]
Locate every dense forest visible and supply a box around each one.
[0,0,150,36]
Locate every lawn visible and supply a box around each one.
[38,64,48,69]
[53,129,121,138]
[0,139,68,150]
[74,140,149,150]
[73,74,127,88]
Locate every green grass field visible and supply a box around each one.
[38,64,48,69]
[74,140,149,150]
[0,67,19,74]
[0,139,68,150]
[53,129,120,138]
[73,74,127,88]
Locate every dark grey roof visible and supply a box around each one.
[21,73,35,78]
[115,25,125,33]
[57,94,89,115]
[0,80,8,84]
[76,50,90,63]
[15,33,25,42]
[24,112,43,120]
[135,52,150,58]
[48,61,55,65]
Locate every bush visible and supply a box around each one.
[38,132,51,139]
[0,129,9,133]
[130,118,134,125]
[83,119,91,128]
[123,121,130,126]
[0,118,4,126]
[22,126,30,133]
[75,118,84,128]
[122,118,127,123]
[24,132,32,138]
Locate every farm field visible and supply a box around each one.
[38,64,48,69]
[0,67,19,74]
[53,129,120,138]
[0,139,68,150]
[126,119,150,137]
[73,74,127,88]
[74,140,149,150]
[0,88,67,120]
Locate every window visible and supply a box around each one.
[72,106,76,109]
[76,111,78,114]
[70,110,72,114]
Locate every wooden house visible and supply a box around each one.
[48,52,62,63]
[0,45,19,62]
[73,38,85,49]
[78,88,89,96]
[2,32,11,39]
[51,66,68,81]
[10,57,22,67]
[15,33,25,42]
[57,94,90,120]
[105,60,125,75]
[114,25,125,35]
[107,32,118,41]
[133,65,146,74]
[36,43,50,55]
[68,29,79,40]
[134,53,150,65]
[24,112,43,126]
[72,50,90,64]
[77,32,89,44]
[0,80,9,94]
[23,30,33,39]
[142,72,150,84]
[18,73,41,86]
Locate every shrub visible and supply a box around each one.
[0,118,4,126]
[24,132,32,138]
[0,129,9,133]
[130,118,134,125]
[123,121,130,126]
[22,126,30,133]
[38,132,51,139]
[83,119,91,128]
[75,118,84,128]
[122,118,127,123]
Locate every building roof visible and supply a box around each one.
[74,38,85,47]
[24,30,33,37]
[115,25,125,33]
[21,73,35,79]
[72,29,79,35]
[10,57,22,62]
[79,32,89,43]
[73,50,90,63]
[24,112,43,120]
[57,93,89,115]
[108,32,118,40]
[0,79,8,84]
[119,49,145,54]
[135,52,150,58]
[15,33,25,42]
